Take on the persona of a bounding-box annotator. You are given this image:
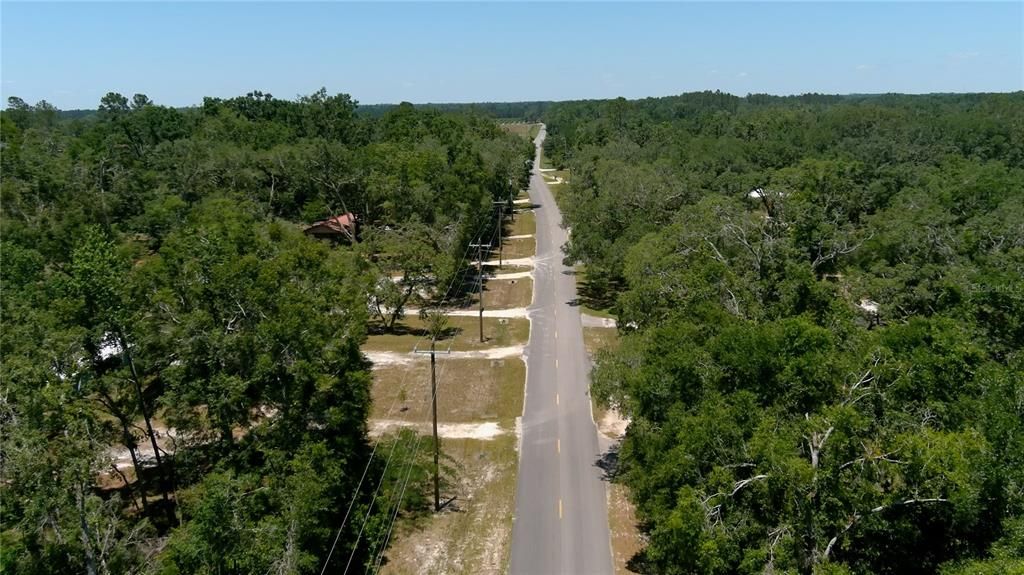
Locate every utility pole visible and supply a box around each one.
[469,239,487,343]
[414,322,450,512]
[492,200,505,268]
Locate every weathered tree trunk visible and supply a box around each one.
[98,391,149,515]
[117,417,148,515]
[117,331,176,525]
[75,482,99,575]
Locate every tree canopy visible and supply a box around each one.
[0,89,531,574]
[548,91,1024,574]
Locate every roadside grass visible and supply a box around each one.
[466,277,532,310]
[542,169,570,205]
[364,316,529,353]
[372,136,536,573]
[608,482,643,574]
[583,326,620,357]
[580,304,616,319]
[579,325,640,574]
[539,147,554,170]
[529,124,540,139]
[548,182,567,204]
[508,211,535,237]
[542,169,570,182]
[378,434,518,574]
[370,357,524,424]
[501,237,536,260]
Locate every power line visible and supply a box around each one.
[341,434,404,574]
[364,222,502,572]
[319,210,494,573]
[368,350,458,575]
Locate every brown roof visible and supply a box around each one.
[305,213,356,236]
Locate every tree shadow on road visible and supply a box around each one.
[595,440,622,482]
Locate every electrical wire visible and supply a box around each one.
[319,209,498,574]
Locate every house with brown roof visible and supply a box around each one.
[304,212,358,243]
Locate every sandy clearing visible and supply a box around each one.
[364,351,417,366]
[581,314,618,328]
[445,308,529,318]
[599,408,630,440]
[369,419,507,440]
[488,270,533,280]
[365,346,524,367]
[404,307,530,318]
[483,256,533,267]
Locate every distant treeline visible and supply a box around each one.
[48,90,1016,123]
[356,100,551,120]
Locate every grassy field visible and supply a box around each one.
[508,211,535,237]
[364,315,529,352]
[542,169,570,182]
[466,277,532,310]
[370,358,525,424]
[501,237,536,260]
[499,122,540,141]
[371,169,538,573]
[378,434,519,574]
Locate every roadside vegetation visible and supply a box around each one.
[546,92,1024,574]
[360,172,535,572]
[0,91,532,573]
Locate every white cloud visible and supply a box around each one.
[855,64,874,71]
[736,71,748,78]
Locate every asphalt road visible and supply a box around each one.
[509,126,614,574]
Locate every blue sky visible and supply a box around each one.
[2,2,1021,109]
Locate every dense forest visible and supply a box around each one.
[543,91,1024,574]
[0,90,532,573]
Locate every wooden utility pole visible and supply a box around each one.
[492,200,505,268]
[469,239,487,342]
[414,316,450,512]
[429,338,440,511]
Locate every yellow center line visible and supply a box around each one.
[557,438,561,454]
[556,393,559,406]
[559,499,563,519]
[555,359,559,369]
